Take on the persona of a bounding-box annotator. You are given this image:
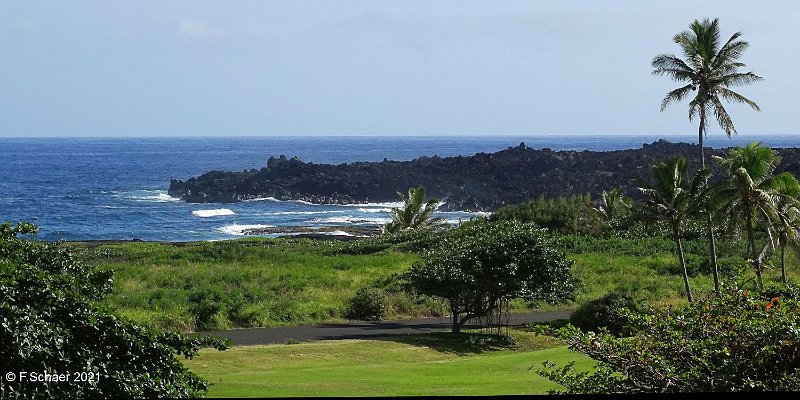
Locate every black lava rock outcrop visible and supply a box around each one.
[168,140,800,211]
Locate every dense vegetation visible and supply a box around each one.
[406,221,576,332]
[0,223,227,398]
[77,239,420,331]
[538,289,800,393]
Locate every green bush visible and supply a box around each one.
[489,194,604,235]
[539,289,800,393]
[188,287,230,331]
[762,282,800,300]
[406,220,577,333]
[344,287,388,321]
[0,222,227,398]
[569,291,639,337]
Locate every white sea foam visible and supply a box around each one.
[337,201,403,208]
[312,217,361,224]
[192,209,236,217]
[242,197,279,202]
[263,211,343,216]
[216,224,273,236]
[282,230,356,237]
[114,190,180,203]
[311,216,391,225]
[357,208,392,213]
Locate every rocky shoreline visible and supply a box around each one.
[168,140,800,212]
[240,224,382,239]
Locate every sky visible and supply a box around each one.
[1,1,798,137]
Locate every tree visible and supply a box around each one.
[592,188,632,229]
[653,18,763,294]
[764,173,800,284]
[713,143,793,291]
[775,196,800,283]
[0,222,227,398]
[405,221,576,333]
[383,186,446,234]
[637,157,709,302]
[537,290,800,393]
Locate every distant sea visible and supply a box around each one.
[1,134,797,241]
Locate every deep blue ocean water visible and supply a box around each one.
[1,134,797,241]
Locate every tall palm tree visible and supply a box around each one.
[638,157,709,302]
[770,175,800,283]
[652,18,763,294]
[384,186,446,234]
[713,143,792,291]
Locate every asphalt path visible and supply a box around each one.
[208,311,570,346]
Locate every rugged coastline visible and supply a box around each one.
[168,140,800,211]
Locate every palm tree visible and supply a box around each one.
[638,157,709,302]
[713,143,793,291]
[652,18,763,294]
[384,186,446,234]
[770,175,800,283]
[593,188,632,227]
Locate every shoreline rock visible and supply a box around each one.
[168,140,800,211]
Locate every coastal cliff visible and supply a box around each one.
[168,140,800,211]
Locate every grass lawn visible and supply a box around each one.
[183,332,592,397]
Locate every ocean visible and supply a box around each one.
[1,134,797,241]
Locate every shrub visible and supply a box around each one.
[569,291,639,337]
[0,222,227,398]
[344,287,388,321]
[188,287,230,331]
[489,194,603,235]
[406,220,577,333]
[538,289,800,393]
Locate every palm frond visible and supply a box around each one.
[710,96,736,136]
[659,84,696,111]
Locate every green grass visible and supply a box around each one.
[77,238,422,331]
[77,235,800,332]
[183,332,592,397]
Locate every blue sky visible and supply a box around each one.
[1,1,798,137]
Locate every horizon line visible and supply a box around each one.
[1,132,797,139]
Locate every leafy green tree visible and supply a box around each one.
[713,143,792,291]
[405,221,576,333]
[653,18,763,293]
[384,186,445,234]
[637,157,709,302]
[537,290,800,393]
[0,222,227,398]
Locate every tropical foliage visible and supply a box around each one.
[490,194,604,235]
[0,222,227,398]
[405,220,577,333]
[652,17,762,156]
[637,157,709,301]
[592,188,632,229]
[538,290,800,393]
[384,186,446,234]
[653,17,763,293]
[713,142,800,290]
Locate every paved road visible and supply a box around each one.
[208,311,570,346]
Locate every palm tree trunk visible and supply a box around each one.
[781,242,787,284]
[743,202,764,291]
[674,224,693,302]
[698,113,721,294]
